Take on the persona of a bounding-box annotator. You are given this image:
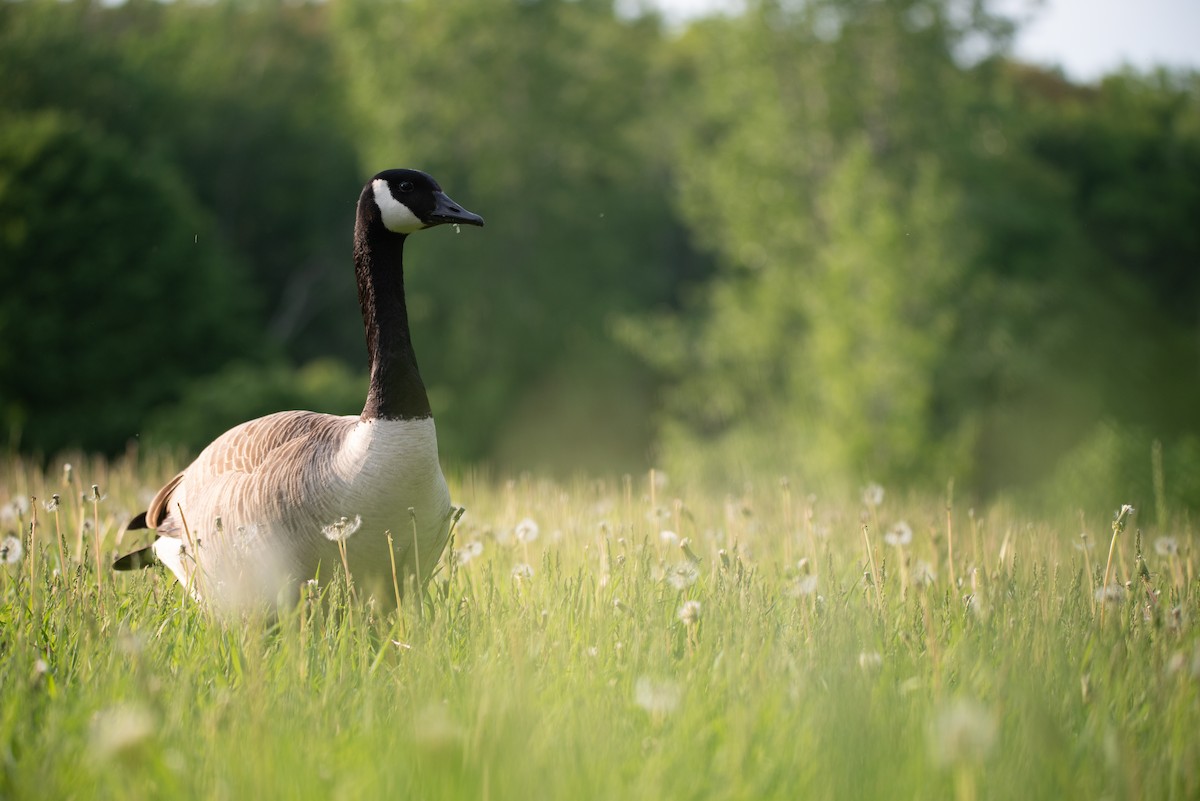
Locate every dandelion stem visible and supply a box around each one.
[649,468,658,519]
[387,531,402,612]
[780,477,793,566]
[92,488,103,612]
[52,501,67,581]
[177,503,199,603]
[1099,505,1133,626]
[409,507,420,587]
[862,524,881,612]
[946,478,956,590]
[28,498,38,613]
[337,536,353,598]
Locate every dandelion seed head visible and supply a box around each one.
[862,482,885,507]
[89,704,155,761]
[1094,584,1125,604]
[884,521,913,547]
[322,514,362,542]
[912,560,938,587]
[511,562,534,581]
[1,497,29,522]
[413,703,463,753]
[44,494,60,513]
[788,573,819,597]
[929,698,997,767]
[1,534,23,565]
[858,651,883,671]
[514,517,540,543]
[647,505,672,523]
[455,540,484,565]
[634,677,681,716]
[659,529,680,546]
[678,599,702,625]
[665,561,699,590]
[1154,537,1179,557]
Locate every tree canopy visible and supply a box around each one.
[1,0,1197,512]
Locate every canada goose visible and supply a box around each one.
[114,169,483,610]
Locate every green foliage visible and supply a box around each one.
[0,0,363,362]
[620,0,1200,507]
[629,0,997,488]
[332,0,699,462]
[0,0,1195,510]
[142,359,367,454]
[1,456,1198,799]
[0,111,256,453]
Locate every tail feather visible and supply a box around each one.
[113,544,160,571]
[127,511,149,530]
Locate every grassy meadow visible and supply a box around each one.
[0,452,1197,800]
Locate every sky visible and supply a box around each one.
[652,0,1200,82]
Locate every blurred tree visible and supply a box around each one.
[0,0,363,363]
[627,0,1009,487]
[627,0,1200,506]
[142,359,366,453]
[332,0,703,467]
[0,112,257,453]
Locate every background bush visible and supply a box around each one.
[1,0,1197,512]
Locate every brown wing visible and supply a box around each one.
[130,411,349,532]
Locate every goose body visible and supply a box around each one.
[116,169,483,610]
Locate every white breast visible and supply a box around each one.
[166,417,452,610]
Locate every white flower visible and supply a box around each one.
[647,505,672,523]
[455,540,484,565]
[677,600,702,625]
[929,698,997,767]
[858,651,883,671]
[861,483,885,507]
[651,470,669,491]
[665,562,700,590]
[912,560,938,587]
[1154,537,1179,557]
[89,704,155,761]
[634,677,681,716]
[0,497,29,522]
[514,517,540,543]
[884,521,913,547]
[321,515,362,542]
[788,573,819,597]
[511,562,534,581]
[659,529,680,546]
[1,535,23,565]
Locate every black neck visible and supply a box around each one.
[354,204,431,421]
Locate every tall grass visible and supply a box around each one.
[0,453,1197,800]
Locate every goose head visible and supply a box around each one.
[368,168,485,235]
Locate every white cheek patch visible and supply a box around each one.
[372,179,425,234]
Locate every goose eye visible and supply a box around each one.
[397,181,414,193]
